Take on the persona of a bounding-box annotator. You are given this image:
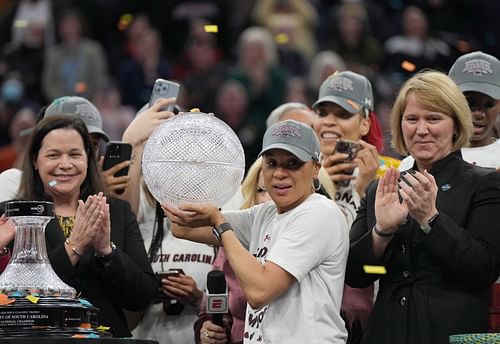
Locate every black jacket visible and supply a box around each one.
[45,198,156,337]
[347,151,500,344]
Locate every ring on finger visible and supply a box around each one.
[204,331,209,338]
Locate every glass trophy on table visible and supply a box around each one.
[0,201,102,337]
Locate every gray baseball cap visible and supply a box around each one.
[448,51,500,99]
[21,96,110,141]
[312,71,374,115]
[259,120,320,162]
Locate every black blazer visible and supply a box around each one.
[347,151,500,344]
[44,198,156,337]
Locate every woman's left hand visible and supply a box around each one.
[397,169,438,226]
[160,273,204,307]
[354,140,379,198]
[93,195,112,256]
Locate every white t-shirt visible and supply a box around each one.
[0,168,22,202]
[398,140,500,171]
[132,189,216,344]
[223,193,349,344]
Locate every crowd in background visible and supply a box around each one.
[1,1,500,343]
[1,0,500,171]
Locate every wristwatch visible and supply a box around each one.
[212,222,233,241]
[420,213,439,234]
[94,242,117,268]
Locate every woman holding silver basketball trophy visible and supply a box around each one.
[163,119,350,343]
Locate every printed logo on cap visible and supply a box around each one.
[364,97,372,108]
[52,97,67,106]
[463,59,493,77]
[75,104,97,123]
[272,122,302,138]
[327,77,354,93]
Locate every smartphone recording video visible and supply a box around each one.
[102,141,132,194]
[156,268,185,281]
[148,79,181,112]
[333,139,362,187]
[334,139,362,161]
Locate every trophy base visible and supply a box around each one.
[0,296,107,338]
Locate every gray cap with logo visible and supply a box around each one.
[42,96,110,141]
[20,96,110,140]
[259,120,320,162]
[448,51,500,100]
[312,71,374,115]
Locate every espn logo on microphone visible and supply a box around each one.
[207,294,228,313]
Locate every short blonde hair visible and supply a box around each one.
[391,70,472,155]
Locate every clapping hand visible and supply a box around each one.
[397,169,438,226]
[92,195,112,257]
[374,168,408,234]
[69,193,105,256]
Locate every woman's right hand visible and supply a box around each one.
[200,320,228,344]
[374,168,408,233]
[322,151,358,186]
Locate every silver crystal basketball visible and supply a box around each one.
[142,111,245,206]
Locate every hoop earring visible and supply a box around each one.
[313,178,321,192]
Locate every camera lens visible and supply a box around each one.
[110,145,119,153]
